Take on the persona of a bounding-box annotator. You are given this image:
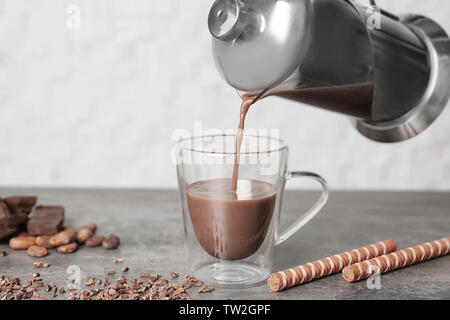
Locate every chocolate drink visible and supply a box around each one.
[187,178,276,261]
[188,82,372,261]
[231,94,257,191]
[274,82,375,120]
[230,83,374,192]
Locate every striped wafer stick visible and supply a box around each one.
[267,239,397,292]
[342,237,450,283]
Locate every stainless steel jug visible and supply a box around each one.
[208,0,450,142]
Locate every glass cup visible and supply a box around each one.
[176,134,328,288]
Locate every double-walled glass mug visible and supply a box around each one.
[176,135,328,287]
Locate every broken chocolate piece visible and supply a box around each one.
[3,196,37,215]
[0,202,20,240]
[0,196,37,238]
[27,206,64,236]
[13,212,29,226]
[0,202,13,224]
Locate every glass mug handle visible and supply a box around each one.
[275,171,329,246]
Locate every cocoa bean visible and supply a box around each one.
[76,227,94,244]
[85,235,105,247]
[27,246,48,258]
[102,234,120,250]
[9,236,37,250]
[49,227,76,247]
[36,235,55,249]
[82,223,97,232]
[57,242,78,254]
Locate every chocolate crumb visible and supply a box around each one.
[1,266,215,300]
[198,284,214,293]
[122,266,129,273]
[85,277,95,286]
[185,275,202,287]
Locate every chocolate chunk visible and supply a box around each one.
[0,197,36,240]
[3,196,37,215]
[0,220,17,240]
[27,206,64,236]
[13,212,29,225]
[0,202,20,240]
[0,201,13,223]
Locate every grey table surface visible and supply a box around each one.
[0,188,449,300]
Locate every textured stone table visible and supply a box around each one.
[0,188,449,300]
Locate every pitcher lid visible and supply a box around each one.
[209,0,313,92]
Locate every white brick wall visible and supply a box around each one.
[0,0,449,190]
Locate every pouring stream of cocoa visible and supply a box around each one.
[232,90,269,192]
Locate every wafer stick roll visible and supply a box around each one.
[267,240,397,292]
[342,237,450,283]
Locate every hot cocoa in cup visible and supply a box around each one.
[187,178,276,261]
